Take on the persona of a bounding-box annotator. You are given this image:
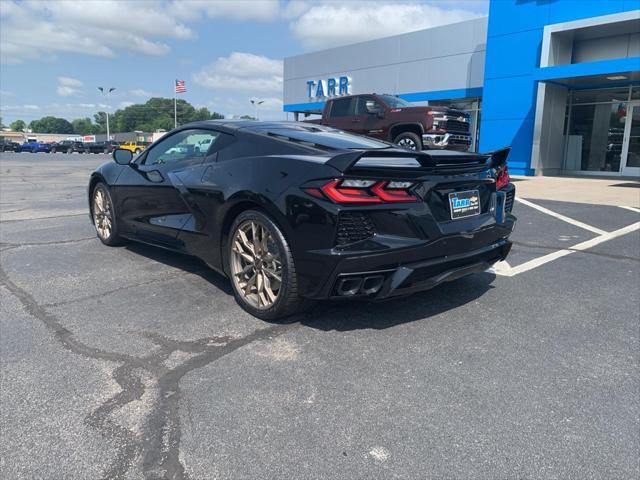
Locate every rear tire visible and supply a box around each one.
[91,182,123,246]
[394,131,422,151]
[227,210,304,320]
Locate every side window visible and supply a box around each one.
[329,98,354,118]
[143,129,221,166]
[355,96,382,115]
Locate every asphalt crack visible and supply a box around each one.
[0,264,298,479]
[0,236,96,248]
[40,268,212,308]
[0,212,88,223]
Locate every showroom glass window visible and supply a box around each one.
[564,87,632,172]
[144,130,221,166]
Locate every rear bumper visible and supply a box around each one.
[302,216,515,300]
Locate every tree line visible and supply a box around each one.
[7,98,227,135]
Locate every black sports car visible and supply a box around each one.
[52,140,86,153]
[88,121,516,319]
[84,141,119,154]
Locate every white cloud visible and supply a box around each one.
[129,89,153,98]
[0,0,193,63]
[56,76,83,97]
[1,104,40,111]
[290,2,481,49]
[194,52,283,93]
[1,1,486,64]
[281,0,311,19]
[169,0,280,21]
[58,76,83,88]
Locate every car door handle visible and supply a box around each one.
[352,119,360,123]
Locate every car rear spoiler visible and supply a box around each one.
[325,147,511,173]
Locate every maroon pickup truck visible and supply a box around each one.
[307,93,472,151]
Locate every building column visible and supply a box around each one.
[530,82,569,175]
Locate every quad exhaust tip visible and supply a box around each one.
[335,275,385,296]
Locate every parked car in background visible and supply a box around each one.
[119,141,147,155]
[308,94,472,151]
[20,141,52,153]
[52,140,86,153]
[195,137,213,153]
[84,141,119,154]
[0,139,21,152]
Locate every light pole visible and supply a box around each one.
[98,87,115,140]
[250,99,264,120]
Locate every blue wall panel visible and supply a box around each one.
[547,0,628,24]
[485,0,549,38]
[480,118,535,175]
[480,0,639,175]
[484,29,542,78]
[481,76,538,120]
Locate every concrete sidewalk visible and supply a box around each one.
[512,175,640,207]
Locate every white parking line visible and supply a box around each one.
[515,197,607,235]
[619,206,640,213]
[491,221,640,277]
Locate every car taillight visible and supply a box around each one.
[496,165,510,190]
[306,179,418,204]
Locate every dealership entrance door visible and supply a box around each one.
[560,86,640,177]
[620,101,640,176]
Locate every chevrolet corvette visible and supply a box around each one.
[88,121,516,319]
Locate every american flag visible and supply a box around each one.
[175,79,186,94]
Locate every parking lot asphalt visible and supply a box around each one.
[1,152,639,479]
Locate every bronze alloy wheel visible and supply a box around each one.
[230,219,283,310]
[92,186,113,241]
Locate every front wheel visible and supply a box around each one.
[92,182,123,246]
[227,210,304,320]
[394,132,422,151]
[134,148,141,154]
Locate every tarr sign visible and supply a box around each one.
[306,76,350,99]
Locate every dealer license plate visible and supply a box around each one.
[448,190,481,219]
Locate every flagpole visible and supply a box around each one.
[174,80,177,129]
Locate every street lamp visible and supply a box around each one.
[98,87,116,140]
[250,99,264,120]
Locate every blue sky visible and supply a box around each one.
[0,0,488,125]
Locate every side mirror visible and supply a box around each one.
[113,148,133,165]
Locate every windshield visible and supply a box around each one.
[378,95,411,108]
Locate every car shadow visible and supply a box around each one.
[122,241,496,332]
[293,273,496,331]
[123,242,234,296]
